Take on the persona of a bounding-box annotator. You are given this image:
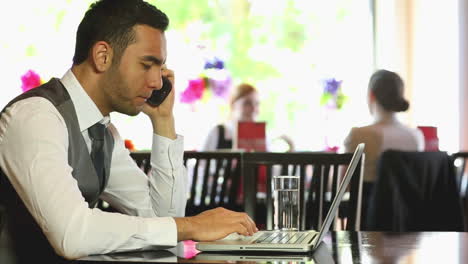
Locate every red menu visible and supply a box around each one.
[417,126,439,151]
[234,121,266,152]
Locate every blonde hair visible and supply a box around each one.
[229,83,257,106]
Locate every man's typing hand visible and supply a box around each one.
[174,207,258,242]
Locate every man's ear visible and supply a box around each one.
[368,91,375,102]
[92,41,113,72]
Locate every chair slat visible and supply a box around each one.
[184,152,243,216]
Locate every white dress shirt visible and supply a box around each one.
[0,70,187,259]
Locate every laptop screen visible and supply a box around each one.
[312,143,364,249]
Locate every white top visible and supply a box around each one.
[201,121,235,151]
[344,119,424,182]
[0,70,187,259]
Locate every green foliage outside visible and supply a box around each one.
[148,0,354,132]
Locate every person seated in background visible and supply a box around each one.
[201,83,260,151]
[200,83,294,211]
[343,69,424,226]
[0,0,256,261]
[201,83,294,152]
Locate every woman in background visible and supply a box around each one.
[344,69,424,226]
[201,83,260,151]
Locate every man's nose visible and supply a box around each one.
[148,73,163,90]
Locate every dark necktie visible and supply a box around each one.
[88,122,106,191]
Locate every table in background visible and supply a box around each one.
[73,231,468,264]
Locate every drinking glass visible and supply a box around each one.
[272,175,300,231]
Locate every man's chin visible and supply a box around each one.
[117,106,142,116]
[127,111,141,116]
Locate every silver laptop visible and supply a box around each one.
[194,241,334,262]
[196,143,365,253]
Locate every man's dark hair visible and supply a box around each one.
[72,0,169,66]
[368,69,409,112]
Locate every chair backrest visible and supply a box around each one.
[129,151,243,216]
[452,152,468,196]
[183,151,243,216]
[367,150,465,231]
[241,152,364,231]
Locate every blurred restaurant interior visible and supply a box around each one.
[1,0,466,154]
[1,1,468,263]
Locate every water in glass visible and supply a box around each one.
[272,175,300,231]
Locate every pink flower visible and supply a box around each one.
[180,78,205,103]
[21,70,42,93]
[325,145,339,153]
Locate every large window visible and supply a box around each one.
[118,0,375,151]
[373,0,461,153]
[1,0,374,152]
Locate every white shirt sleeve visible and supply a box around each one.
[0,97,185,259]
[101,124,187,218]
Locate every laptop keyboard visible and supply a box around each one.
[253,232,314,244]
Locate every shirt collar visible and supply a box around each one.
[60,69,110,131]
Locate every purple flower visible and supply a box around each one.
[180,78,206,103]
[207,69,232,99]
[213,59,224,70]
[203,57,225,70]
[320,78,347,110]
[203,61,214,69]
[21,70,42,93]
[324,78,342,95]
[182,55,231,104]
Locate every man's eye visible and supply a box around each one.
[142,63,151,70]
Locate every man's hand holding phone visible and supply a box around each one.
[142,67,177,139]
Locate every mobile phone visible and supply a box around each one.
[146,76,172,107]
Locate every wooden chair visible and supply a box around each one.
[242,152,364,231]
[126,151,243,216]
[183,151,243,216]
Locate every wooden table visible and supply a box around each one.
[71,231,468,263]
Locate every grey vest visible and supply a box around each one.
[0,78,114,262]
